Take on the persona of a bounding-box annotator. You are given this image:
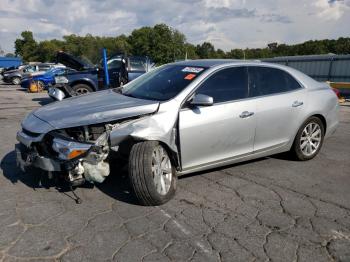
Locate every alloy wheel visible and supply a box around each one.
[75,87,90,95]
[300,122,322,156]
[12,77,20,85]
[151,145,172,195]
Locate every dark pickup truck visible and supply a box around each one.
[52,51,154,95]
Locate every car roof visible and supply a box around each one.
[172,59,320,87]
[172,59,260,68]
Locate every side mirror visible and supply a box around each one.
[190,94,214,107]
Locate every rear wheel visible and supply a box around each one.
[72,84,93,95]
[128,141,177,206]
[291,116,325,161]
[12,77,21,85]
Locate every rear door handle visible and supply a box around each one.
[239,111,254,118]
[292,101,303,107]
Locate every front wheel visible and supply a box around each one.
[291,116,325,161]
[128,141,177,206]
[12,77,21,85]
[36,80,45,91]
[72,84,93,95]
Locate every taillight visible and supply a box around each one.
[332,88,340,98]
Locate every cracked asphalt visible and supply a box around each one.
[0,84,349,262]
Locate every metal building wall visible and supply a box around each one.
[263,54,350,82]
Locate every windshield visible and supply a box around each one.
[23,65,36,73]
[122,65,207,101]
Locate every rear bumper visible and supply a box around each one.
[324,101,340,140]
[15,143,62,172]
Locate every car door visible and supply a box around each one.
[248,66,306,151]
[179,66,256,170]
[107,58,123,87]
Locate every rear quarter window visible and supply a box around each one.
[248,66,302,97]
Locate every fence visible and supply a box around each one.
[263,54,350,83]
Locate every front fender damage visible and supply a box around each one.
[18,108,181,186]
[109,110,180,169]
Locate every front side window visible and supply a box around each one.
[129,57,147,71]
[108,59,122,70]
[195,67,248,103]
[248,66,302,97]
[122,65,207,101]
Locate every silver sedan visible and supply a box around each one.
[16,60,339,205]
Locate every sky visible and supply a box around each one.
[0,0,349,53]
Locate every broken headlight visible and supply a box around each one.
[52,138,91,160]
[54,76,69,84]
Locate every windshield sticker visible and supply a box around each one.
[184,73,196,80]
[182,67,204,73]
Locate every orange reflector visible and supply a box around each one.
[68,150,86,159]
[184,73,196,80]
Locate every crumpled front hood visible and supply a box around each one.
[32,89,159,130]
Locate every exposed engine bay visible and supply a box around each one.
[51,123,120,186]
[20,122,116,188]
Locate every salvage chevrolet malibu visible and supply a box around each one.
[16,60,339,205]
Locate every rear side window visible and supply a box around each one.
[196,67,248,103]
[248,66,302,97]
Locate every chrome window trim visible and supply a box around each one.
[180,64,306,110]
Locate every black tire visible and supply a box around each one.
[12,77,21,85]
[291,116,325,161]
[72,84,93,95]
[128,141,177,206]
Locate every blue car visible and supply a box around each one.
[21,67,75,90]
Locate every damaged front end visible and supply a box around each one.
[16,123,111,186]
[15,89,181,193]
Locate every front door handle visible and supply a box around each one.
[292,101,304,107]
[240,111,254,118]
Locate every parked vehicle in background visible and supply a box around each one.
[49,52,153,100]
[1,63,65,85]
[20,67,76,90]
[16,60,338,205]
[21,63,66,79]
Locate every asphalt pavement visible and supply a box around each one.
[0,84,349,262]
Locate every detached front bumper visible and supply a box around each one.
[15,125,110,184]
[16,130,62,172]
[15,143,61,172]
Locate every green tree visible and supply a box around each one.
[129,24,187,64]
[37,40,63,62]
[5,53,15,57]
[14,31,39,62]
[195,42,216,58]
[13,28,350,65]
